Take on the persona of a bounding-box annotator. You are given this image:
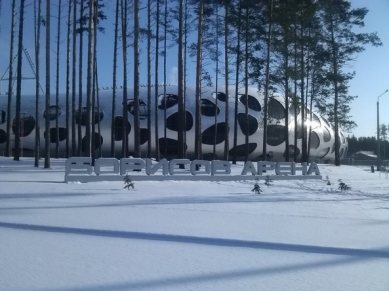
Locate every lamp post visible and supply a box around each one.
[377,89,388,171]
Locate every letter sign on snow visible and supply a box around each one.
[65,157,93,176]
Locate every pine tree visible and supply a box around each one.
[123,174,135,190]
[318,0,381,166]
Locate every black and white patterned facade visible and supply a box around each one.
[0,86,347,161]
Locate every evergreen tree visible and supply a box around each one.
[318,0,381,166]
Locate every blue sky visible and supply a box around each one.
[0,0,388,138]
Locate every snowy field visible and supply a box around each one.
[1,157,389,291]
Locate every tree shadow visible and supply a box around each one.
[0,221,383,291]
[51,254,381,291]
[1,222,388,259]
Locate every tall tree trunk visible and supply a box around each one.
[14,0,26,161]
[77,0,83,156]
[65,0,71,158]
[154,0,160,160]
[146,0,151,158]
[262,0,273,161]
[300,13,306,163]
[121,0,128,158]
[177,0,185,160]
[91,1,99,163]
[111,0,119,157]
[329,7,340,166]
[6,0,16,158]
[71,0,77,156]
[44,0,50,168]
[194,0,204,161]
[244,5,249,162]
[85,0,95,157]
[223,2,229,161]
[284,50,289,162]
[34,0,42,166]
[305,28,311,161]
[55,0,62,158]
[95,57,102,157]
[213,3,219,159]
[232,1,242,165]
[183,0,189,159]
[162,0,167,157]
[293,16,298,163]
[133,0,140,158]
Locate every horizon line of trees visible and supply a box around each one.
[0,0,381,168]
[348,124,389,159]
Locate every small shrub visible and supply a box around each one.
[325,175,331,185]
[252,179,262,194]
[338,179,350,191]
[264,175,273,186]
[123,174,135,190]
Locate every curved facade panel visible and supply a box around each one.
[0,86,347,162]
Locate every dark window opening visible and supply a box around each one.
[323,127,331,142]
[159,138,187,155]
[82,132,103,152]
[238,94,261,111]
[211,92,226,102]
[284,145,300,158]
[267,125,286,146]
[237,113,258,136]
[310,131,320,149]
[229,143,257,157]
[12,113,36,137]
[268,98,285,119]
[113,116,131,141]
[166,111,193,131]
[158,94,179,110]
[201,99,220,116]
[201,123,227,145]
[0,129,7,143]
[43,105,62,121]
[127,99,148,120]
[44,127,67,143]
[140,128,149,145]
[0,110,6,124]
[75,107,104,125]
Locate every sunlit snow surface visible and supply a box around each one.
[1,157,389,291]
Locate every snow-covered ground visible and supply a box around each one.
[1,157,388,291]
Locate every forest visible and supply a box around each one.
[0,0,381,168]
[348,124,389,160]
